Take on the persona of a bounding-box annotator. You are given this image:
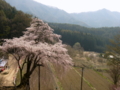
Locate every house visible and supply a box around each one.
[0,59,8,72]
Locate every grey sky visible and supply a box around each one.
[34,0,120,13]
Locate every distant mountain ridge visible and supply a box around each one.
[5,0,88,27]
[71,9,120,27]
[5,0,120,27]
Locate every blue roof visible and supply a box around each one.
[0,60,7,67]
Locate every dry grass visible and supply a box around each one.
[30,66,55,90]
[0,51,113,90]
[76,68,110,90]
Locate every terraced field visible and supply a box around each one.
[0,52,112,90]
[29,62,112,90]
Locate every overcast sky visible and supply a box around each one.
[34,0,120,13]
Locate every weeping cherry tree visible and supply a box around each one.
[0,18,73,89]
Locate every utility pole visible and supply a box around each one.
[38,65,41,90]
[80,67,84,90]
[37,64,44,90]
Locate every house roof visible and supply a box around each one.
[0,60,7,67]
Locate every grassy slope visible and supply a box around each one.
[0,52,112,90]
[30,66,55,90]
[58,68,92,90]
[28,62,112,90]
[79,68,110,90]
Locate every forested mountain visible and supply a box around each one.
[71,9,120,27]
[0,0,32,39]
[49,23,120,52]
[54,29,108,52]
[1,0,120,53]
[5,0,88,27]
[5,0,120,28]
[49,23,120,39]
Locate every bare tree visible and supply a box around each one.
[0,18,73,89]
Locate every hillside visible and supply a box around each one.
[49,23,120,39]
[0,51,112,90]
[71,9,120,27]
[0,0,115,90]
[0,0,32,39]
[5,0,88,27]
[1,0,120,53]
[49,23,120,52]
